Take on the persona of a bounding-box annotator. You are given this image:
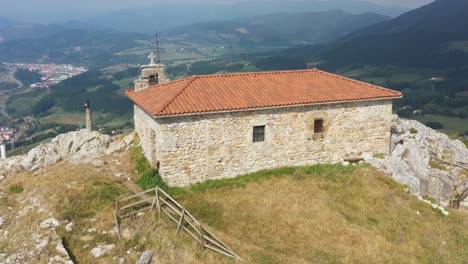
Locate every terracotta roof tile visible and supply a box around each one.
[126,69,402,117]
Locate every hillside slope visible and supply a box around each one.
[167,10,389,47]
[1,150,467,263]
[321,0,468,68]
[0,127,467,263]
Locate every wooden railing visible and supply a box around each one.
[115,186,242,260]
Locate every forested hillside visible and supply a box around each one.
[167,10,389,47]
[0,29,151,65]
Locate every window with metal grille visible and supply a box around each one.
[314,119,324,133]
[253,126,265,143]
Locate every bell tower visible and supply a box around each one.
[134,33,169,91]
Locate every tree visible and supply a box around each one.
[425,121,444,130]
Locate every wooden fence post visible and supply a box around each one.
[155,187,161,222]
[151,187,158,211]
[114,200,121,239]
[176,207,185,234]
[198,223,205,250]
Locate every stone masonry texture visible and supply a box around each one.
[134,99,393,186]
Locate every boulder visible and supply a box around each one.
[65,222,74,232]
[40,218,59,229]
[135,250,153,264]
[90,244,115,258]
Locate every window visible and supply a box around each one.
[253,125,265,143]
[314,119,324,133]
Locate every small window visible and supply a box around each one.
[314,119,324,133]
[253,125,265,143]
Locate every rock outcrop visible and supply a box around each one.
[0,130,134,178]
[136,250,153,264]
[364,116,468,203]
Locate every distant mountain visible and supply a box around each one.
[0,23,65,43]
[256,0,468,70]
[0,29,150,65]
[319,0,468,69]
[89,0,405,33]
[0,17,15,29]
[166,10,389,47]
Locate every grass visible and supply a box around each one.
[9,184,24,193]
[112,77,136,89]
[410,128,418,134]
[165,165,468,263]
[3,146,467,264]
[40,111,83,125]
[429,159,448,171]
[58,181,128,221]
[373,153,387,159]
[170,164,356,198]
[131,146,168,191]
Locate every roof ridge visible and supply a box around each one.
[158,76,198,115]
[313,69,401,95]
[194,69,316,78]
[147,76,193,89]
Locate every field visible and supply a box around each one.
[3,146,466,264]
[39,109,132,128]
[413,115,468,134]
[341,65,433,86]
[39,111,84,125]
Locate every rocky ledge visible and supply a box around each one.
[364,116,468,204]
[0,130,134,179]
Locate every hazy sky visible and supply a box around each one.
[0,0,434,22]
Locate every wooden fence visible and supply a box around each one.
[114,186,242,260]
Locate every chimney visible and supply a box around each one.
[0,144,6,160]
[84,100,92,132]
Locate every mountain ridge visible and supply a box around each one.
[87,0,405,33]
[166,10,390,47]
[321,0,468,68]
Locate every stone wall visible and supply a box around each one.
[134,100,394,186]
[134,105,161,166]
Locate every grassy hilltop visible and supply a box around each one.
[2,145,467,263]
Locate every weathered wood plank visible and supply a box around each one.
[203,235,233,254]
[114,200,121,239]
[120,205,153,219]
[119,188,156,202]
[116,185,241,260]
[176,208,185,234]
[202,226,236,254]
[204,244,238,259]
[120,198,153,210]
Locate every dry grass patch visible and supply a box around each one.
[0,151,137,263]
[171,165,468,263]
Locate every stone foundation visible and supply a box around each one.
[135,100,393,186]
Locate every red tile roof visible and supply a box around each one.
[126,69,401,117]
